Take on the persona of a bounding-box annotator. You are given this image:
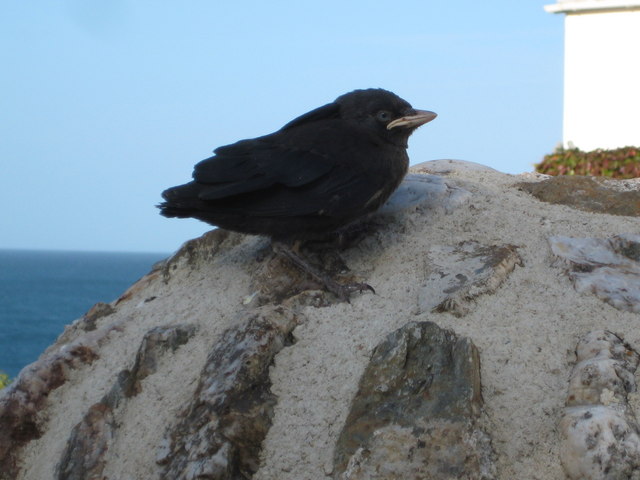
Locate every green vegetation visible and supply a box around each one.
[536,146,640,179]
[0,372,10,390]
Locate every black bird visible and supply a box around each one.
[159,88,436,299]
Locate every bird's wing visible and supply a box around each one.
[193,137,335,200]
[193,100,341,197]
[279,102,340,131]
[188,121,389,219]
[237,168,377,218]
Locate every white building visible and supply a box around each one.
[545,0,640,151]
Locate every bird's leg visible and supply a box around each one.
[272,241,375,302]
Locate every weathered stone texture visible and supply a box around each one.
[334,321,495,479]
[560,331,640,480]
[156,306,298,480]
[518,176,640,217]
[55,324,196,480]
[418,241,522,316]
[0,338,101,480]
[549,234,640,313]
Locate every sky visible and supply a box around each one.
[1,1,564,253]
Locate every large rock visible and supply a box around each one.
[2,161,640,480]
[156,306,297,480]
[333,321,494,479]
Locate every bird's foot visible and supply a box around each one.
[272,241,374,303]
[323,278,375,303]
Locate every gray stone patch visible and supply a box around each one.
[333,321,495,480]
[418,241,522,316]
[156,306,298,480]
[549,234,640,313]
[377,173,472,216]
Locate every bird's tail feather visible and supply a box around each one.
[158,183,202,218]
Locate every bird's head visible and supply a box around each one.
[336,89,436,148]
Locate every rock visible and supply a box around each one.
[412,159,501,175]
[55,324,196,480]
[0,331,106,480]
[55,373,124,480]
[45,302,116,353]
[5,160,640,480]
[559,330,640,480]
[417,241,522,316]
[549,234,640,313]
[249,248,334,305]
[517,175,640,217]
[157,306,298,480]
[377,173,472,216]
[77,302,115,332]
[160,228,239,283]
[333,321,495,479]
[126,324,198,396]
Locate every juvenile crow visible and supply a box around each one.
[159,88,436,300]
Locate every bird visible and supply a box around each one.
[159,88,436,300]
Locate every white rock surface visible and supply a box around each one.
[549,234,640,313]
[377,172,472,215]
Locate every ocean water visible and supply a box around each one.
[0,249,168,379]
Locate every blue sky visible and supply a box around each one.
[1,1,564,253]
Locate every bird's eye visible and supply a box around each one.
[376,110,391,122]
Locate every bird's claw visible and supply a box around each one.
[348,282,376,295]
[327,280,376,303]
[272,241,375,303]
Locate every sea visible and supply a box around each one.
[0,249,168,379]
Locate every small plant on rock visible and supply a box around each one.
[536,146,640,178]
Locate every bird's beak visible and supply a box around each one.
[387,110,437,130]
